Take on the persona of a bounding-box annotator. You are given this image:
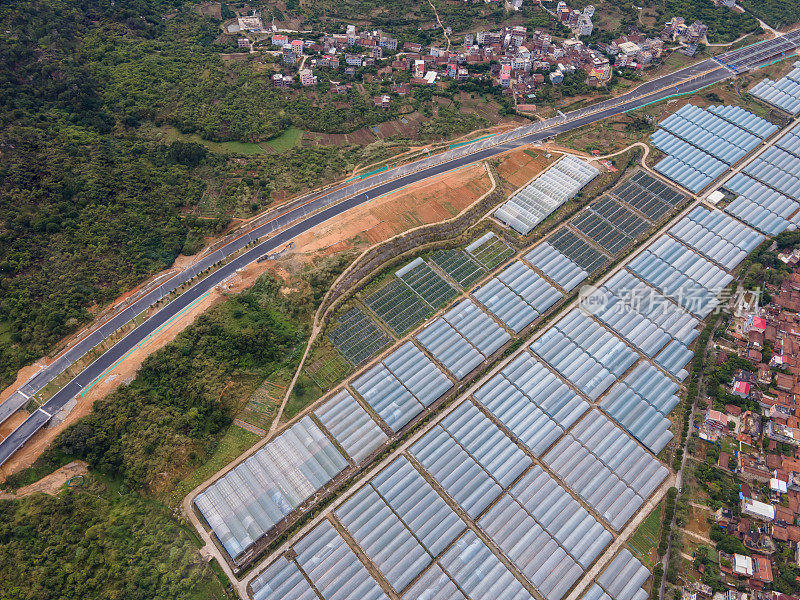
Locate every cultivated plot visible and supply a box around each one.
[396,258,459,309]
[364,278,432,336]
[465,232,515,269]
[548,227,609,274]
[612,171,686,222]
[430,248,486,289]
[570,195,649,255]
[327,306,391,366]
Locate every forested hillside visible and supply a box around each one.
[0,259,346,599]
[0,483,229,600]
[739,0,800,30]
[593,0,759,43]
[0,0,379,388]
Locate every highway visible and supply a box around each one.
[0,28,798,466]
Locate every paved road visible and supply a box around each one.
[0,28,798,466]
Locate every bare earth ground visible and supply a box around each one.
[495,146,560,189]
[0,460,89,499]
[0,146,550,480]
[290,162,492,255]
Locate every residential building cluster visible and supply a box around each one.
[556,1,595,38]
[692,270,800,596]
[661,17,709,45]
[597,33,665,69]
[262,21,620,105]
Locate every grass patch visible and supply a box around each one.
[283,373,324,422]
[153,124,265,155]
[221,141,265,155]
[187,569,230,600]
[265,126,303,153]
[628,500,663,567]
[167,424,260,507]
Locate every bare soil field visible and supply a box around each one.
[0,460,89,499]
[290,162,493,255]
[495,146,556,189]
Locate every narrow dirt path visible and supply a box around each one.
[427,0,450,51]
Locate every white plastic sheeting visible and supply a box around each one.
[416,318,484,380]
[352,364,425,432]
[707,104,779,139]
[600,362,677,454]
[669,205,764,270]
[596,549,651,600]
[314,390,387,463]
[250,557,318,600]
[750,63,800,115]
[531,309,638,401]
[294,520,390,600]
[336,484,432,592]
[195,417,348,560]
[474,374,565,456]
[479,493,584,600]
[410,401,531,518]
[744,146,800,201]
[411,424,502,519]
[382,341,453,407]
[582,270,701,366]
[371,456,465,555]
[351,341,452,431]
[627,234,733,318]
[659,104,761,163]
[473,261,562,332]
[655,339,694,379]
[474,353,588,455]
[652,104,771,193]
[402,564,467,600]
[443,299,511,356]
[510,467,612,569]
[543,410,667,530]
[724,173,800,235]
[524,242,589,292]
[439,530,535,600]
[616,271,698,336]
[495,155,599,235]
[416,299,510,379]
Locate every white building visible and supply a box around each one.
[237,13,263,32]
[577,15,593,37]
[299,69,317,86]
[619,41,641,56]
[733,554,753,577]
[741,497,775,521]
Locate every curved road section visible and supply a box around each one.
[1,30,799,466]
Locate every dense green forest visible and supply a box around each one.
[739,0,800,30]
[0,482,228,600]
[0,0,387,388]
[0,260,347,600]
[297,0,505,42]
[664,0,759,43]
[596,0,760,43]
